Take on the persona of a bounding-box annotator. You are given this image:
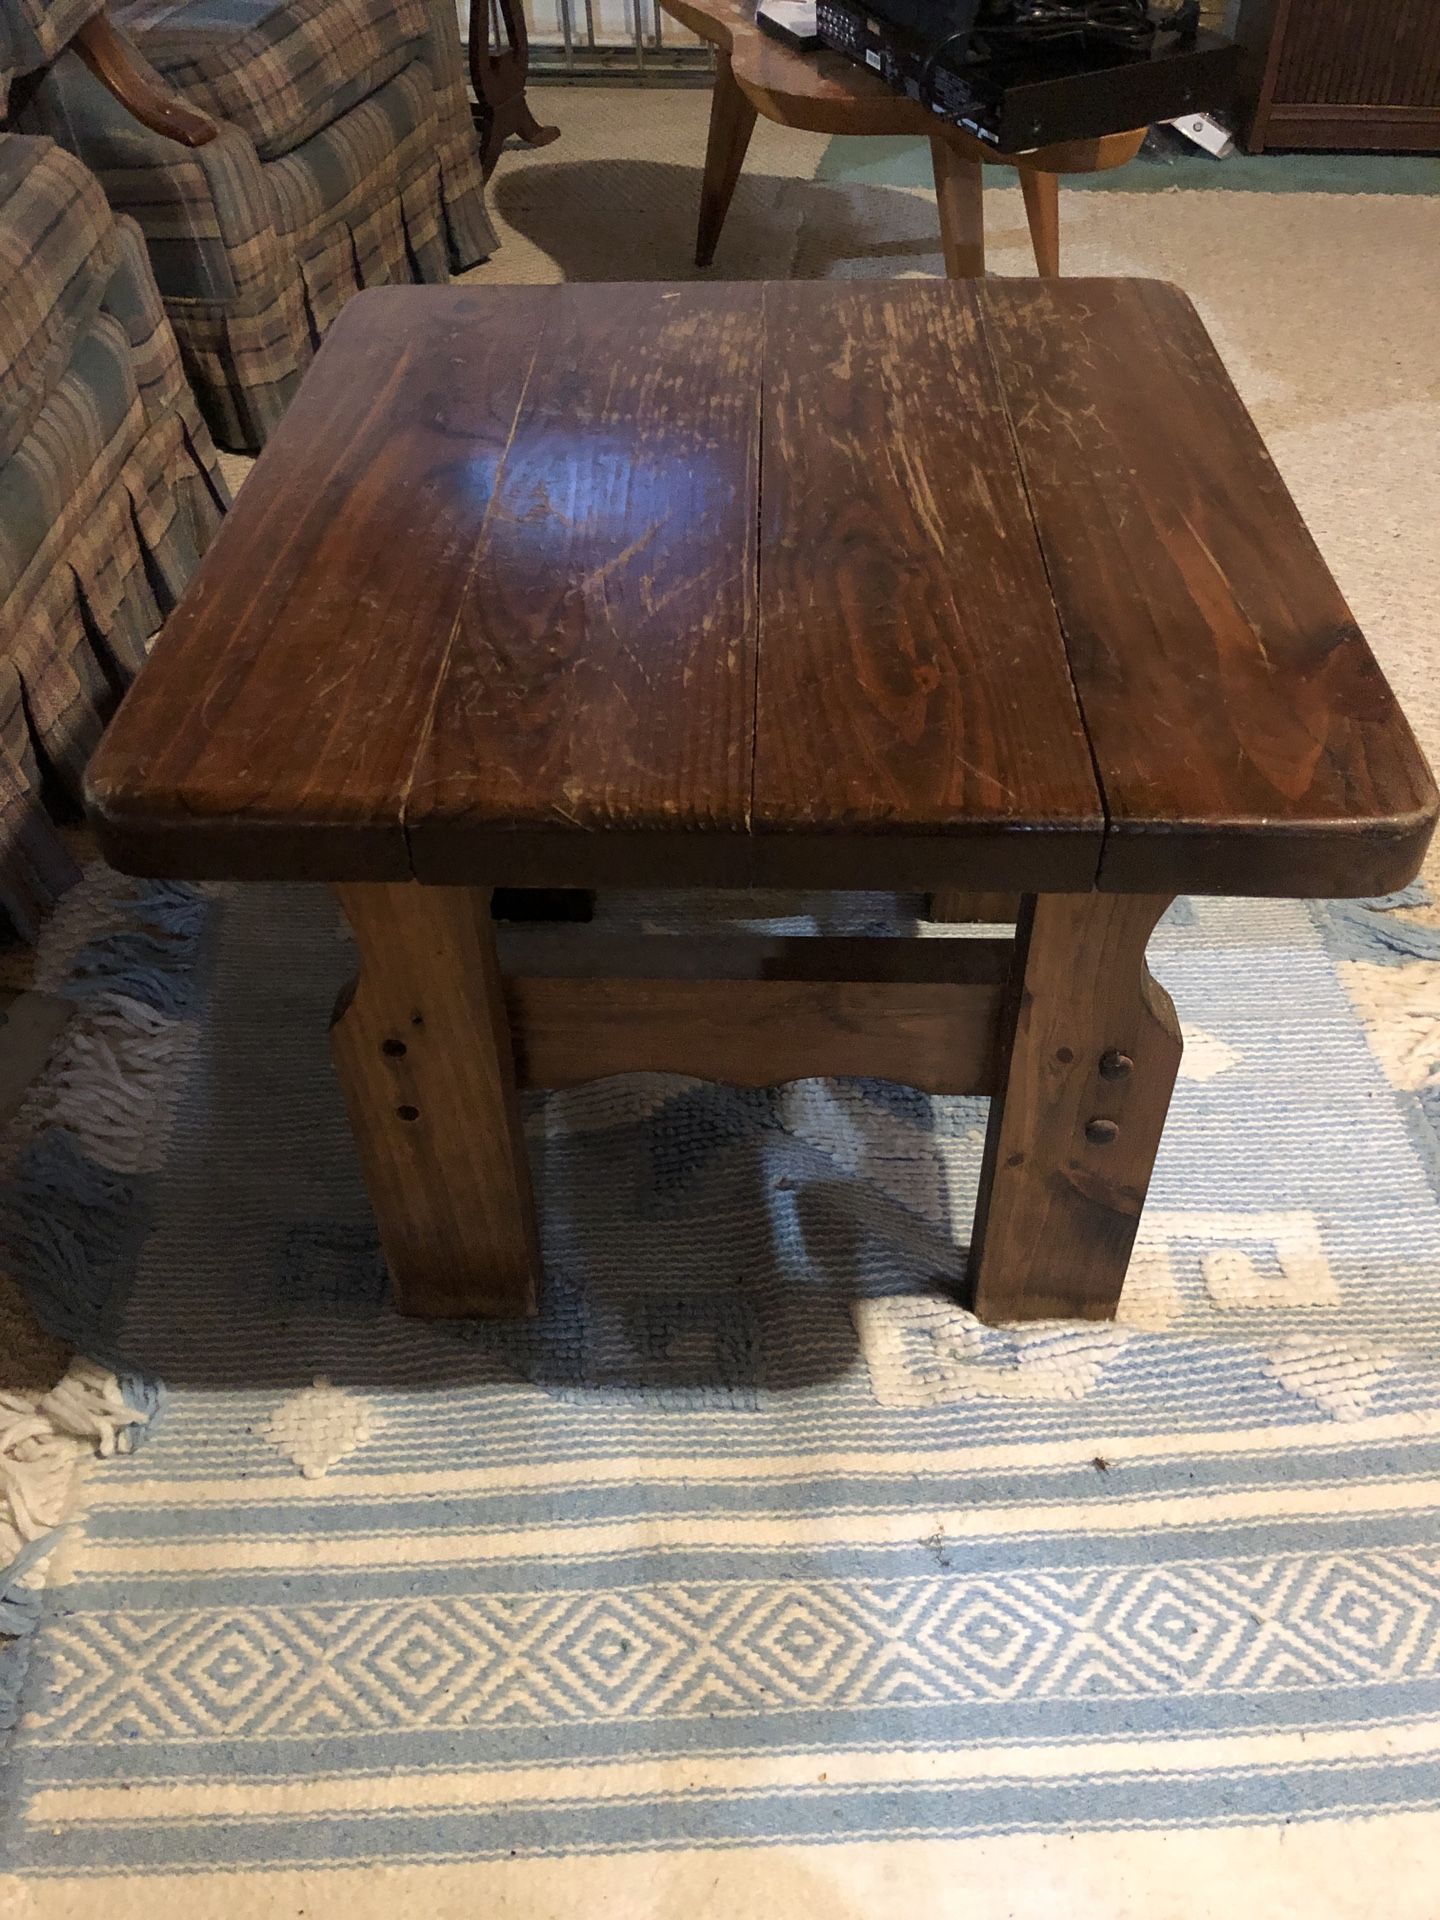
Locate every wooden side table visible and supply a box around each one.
[658,0,1147,275]
[87,280,1437,1330]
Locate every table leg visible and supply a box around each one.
[970,893,1181,1323]
[696,50,757,269]
[925,890,1020,923]
[469,0,560,178]
[1019,167,1061,275]
[331,882,540,1320]
[930,134,984,277]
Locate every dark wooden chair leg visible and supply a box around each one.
[696,50,758,268]
[470,0,560,177]
[969,892,1181,1324]
[930,134,985,277]
[332,883,541,1319]
[1019,167,1061,275]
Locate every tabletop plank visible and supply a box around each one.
[86,280,1434,899]
[751,280,1105,891]
[978,277,1438,897]
[86,286,552,880]
[405,282,764,886]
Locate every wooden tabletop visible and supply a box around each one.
[87,279,1437,899]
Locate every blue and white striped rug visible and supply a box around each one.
[2,869,1439,1916]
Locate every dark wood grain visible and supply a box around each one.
[752,280,1104,893]
[493,930,1012,984]
[929,138,985,278]
[696,50,759,268]
[1018,168,1060,275]
[1235,0,1440,151]
[74,13,218,146]
[927,891,1021,924]
[978,277,1439,898]
[468,0,559,177]
[79,277,1440,1332]
[332,883,540,1318]
[969,892,1182,1323]
[404,282,764,888]
[1269,0,1440,108]
[88,279,1436,902]
[491,929,1006,983]
[500,932,1009,1098]
[86,286,552,880]
[506,975,1005,1095]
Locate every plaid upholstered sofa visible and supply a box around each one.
[0,119,226,934]
[8,0,496,450]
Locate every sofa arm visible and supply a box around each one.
[72,11,216,147]
[17,50,280,306]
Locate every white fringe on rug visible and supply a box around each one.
[1,870,212,1615]
[0,1360,147,1572]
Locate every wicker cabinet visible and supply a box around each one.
[1234,0,1440,151]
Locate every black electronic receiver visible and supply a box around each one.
[814,0,1239,149]
[756,0,824,51]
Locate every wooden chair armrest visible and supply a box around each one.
[73,11,218,147]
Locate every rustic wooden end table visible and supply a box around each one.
[87,280,1437,1328]
[658,0,1147,275]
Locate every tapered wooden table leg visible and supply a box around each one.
[1019,167,1061,275]
[332,883,540,1320]
[696,50,758,268]
[970,892,1181,1324]
[930,134,985,278]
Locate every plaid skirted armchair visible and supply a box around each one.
[7,0,496,450]
[0,123,226,935]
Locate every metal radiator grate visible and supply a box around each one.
[474,0,716,78]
